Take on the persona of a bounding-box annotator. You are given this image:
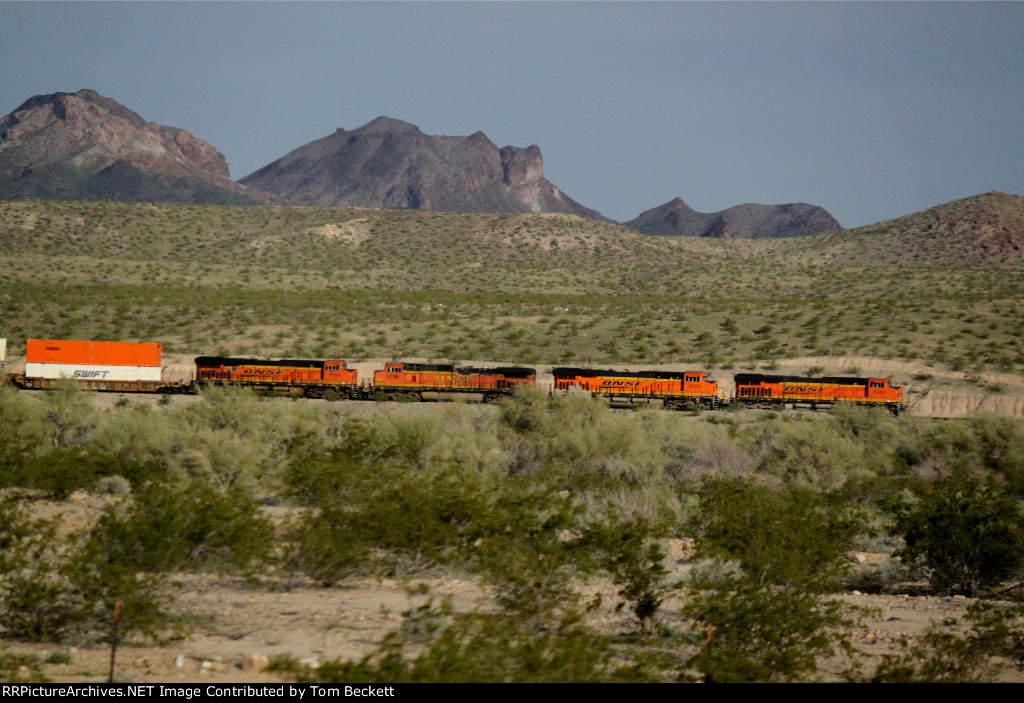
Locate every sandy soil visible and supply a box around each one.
[3,496,1019,684]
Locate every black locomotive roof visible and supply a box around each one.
[195,356,327,369]
[458,366,536,377]
[398,362,456,372]
[734,373,873,386]
[552,367,695,380]
[392,362,534,377]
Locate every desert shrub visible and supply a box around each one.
[498,388,716,498]
[81,481,275,575]
[288,460,591,612]
[94,474,131,497]
[286,504,373,586]
[755,418,870,491]
[584,515,669,634]
[41,379,96,448]
[0,499,83,641]
[0,386,46,472]
[683,569,857,683]
[0,650,47,683]
[966,413,1024,495]
[894,474,1024,596]
[283,421,390,505]
[0,448,162,500]
[0,495,166,643]
[690,477,862,591]
[498,385,549,435]
[271,603,659,683]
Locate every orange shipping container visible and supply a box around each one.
[26,339,162,367]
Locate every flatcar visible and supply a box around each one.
[372,361,536,402]
[734,373,905,414]
[194,356,358,398]
[552,367,725,410]
[7,338,190,393]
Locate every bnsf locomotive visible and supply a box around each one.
[734,373,905,413]
[373,362,536,402]
[194,356,359,398]
[3,338,905,413]
[552,367,725,410]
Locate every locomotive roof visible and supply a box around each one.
[734,373,876,385]
[389,362,535,377]
[195,356,331,369]
[395,362,456,372]
[458,366,536,377]
[552,367,702,380]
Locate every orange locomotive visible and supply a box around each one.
[734,373,905,414]
[552,367,724,410]
[194,356,358,398]
[373,361,536,401]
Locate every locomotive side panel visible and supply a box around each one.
[374,362,535,399]
[194,356,357,396]
[552,367,721,408]
[734,373,903,413]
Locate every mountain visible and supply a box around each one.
[625,197,842,239]
[0,89,272,204]
[782,191,1024,269]
[239,116,607,219]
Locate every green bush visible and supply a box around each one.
[690,477,862,591]
[0,500,83,641]
[584,515,668,634]
[1,448,162,500]
[81,482,275,575]
[755,419,870,491]
[0,495,165,642]
[895,474,1024,596]
[683,570,856,683]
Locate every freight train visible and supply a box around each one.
[2,338,906,414]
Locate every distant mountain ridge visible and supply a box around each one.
[3,89,1017,254]
[626,197,842,239]
[0,89,271,204]
[239,116,608,220]
[789,191,1024,269]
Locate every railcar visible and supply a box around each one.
[552,367,725,409]
[733,373,905,414]
[372,361,536,402]
[7,338,190,393]
[194,356,358,398]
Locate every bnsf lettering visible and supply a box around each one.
[73,370,110,379]
[600,380,642,388]
[784,385,823,393]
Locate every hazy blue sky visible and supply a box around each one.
[1,1,1021,227]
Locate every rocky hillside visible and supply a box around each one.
[0,90,271,205]
[239,116,607,219]
[625,197,842,238]
[772,191,1024,268]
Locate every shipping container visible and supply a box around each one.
[25,363,162,383]
[26,339,162,368]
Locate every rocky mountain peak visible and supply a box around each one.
[0,89,271,204]
[500,145,544,189]
[355,116,421,136]
[240,117,607,219]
